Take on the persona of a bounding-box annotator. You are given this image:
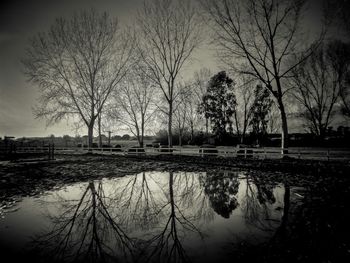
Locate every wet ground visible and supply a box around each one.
[0,154,350,262]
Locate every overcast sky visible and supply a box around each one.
[0,0,339,138]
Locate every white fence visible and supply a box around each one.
[52,146,350,161]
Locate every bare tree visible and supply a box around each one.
[96,110,108,147]
[173,84,193,146]
[109,64,157,147]
[202,0,323,153]
[266,103,281,134]
[326,40,350,119]
[322,2,350,118]
[291,44,342,138]
[22,9,134,148]
[341,75,350,118]
[137,0,202,147]
[193,68,212,135]
[233,77,256,144]
[184,89,203,143]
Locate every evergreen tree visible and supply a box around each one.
[199,71,236,143]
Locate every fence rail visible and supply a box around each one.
[51,146,350,161]
[2,144,350,161]
[0,144,55,160]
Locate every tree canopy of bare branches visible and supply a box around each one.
[201,0,323,153]
[193,68,212,135]
[326,40,350,119]
[137,0,202,147]
[233,77,256,143]
[22,9,134,147]
[291,43,344,137]
[109,64,158,147]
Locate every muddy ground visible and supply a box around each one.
[1,153,350,262]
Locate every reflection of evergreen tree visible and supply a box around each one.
[250,175,278,205]
[204,172,240,218]
[241,175,285,232]
[256,184,276,204]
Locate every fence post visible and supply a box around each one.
[264,147,266,159]
[48,144,51,160]
[327,149,330,162]
[298,149,301,160]
[49,143,55,160]
[10,143,16,160]
[244,148,247,159]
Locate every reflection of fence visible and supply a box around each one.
[52,146,350,161]
[0,144,55,161]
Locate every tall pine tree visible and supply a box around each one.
[199,71,236,143]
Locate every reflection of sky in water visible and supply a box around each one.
[0,171,288,262]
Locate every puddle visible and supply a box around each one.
[0,171,300,262]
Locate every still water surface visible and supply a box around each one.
[0,171,292,262]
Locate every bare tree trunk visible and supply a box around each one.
[279,101,289,155]
[88,122,95,149]
[241,124,247,144]
[190,123,194,143]
[179,130,182,146]
[275,77,289,154]
[168,102,173,148]
[98,113,102,148]
[135,124,141,148]
[140,117,145,148]
[107,131,111,147]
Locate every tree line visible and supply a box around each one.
[22,0,350,153]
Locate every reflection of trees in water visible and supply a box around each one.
[32,181,134,263]
[112,172,167,231]
[255,183,276,205]
[272,184,290,240]
[31,172,210,263]
[240,174,289,234]
[138,172,207,263]
[174,172,214,224]
[29,171,290,263]
[203,171,240,218]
